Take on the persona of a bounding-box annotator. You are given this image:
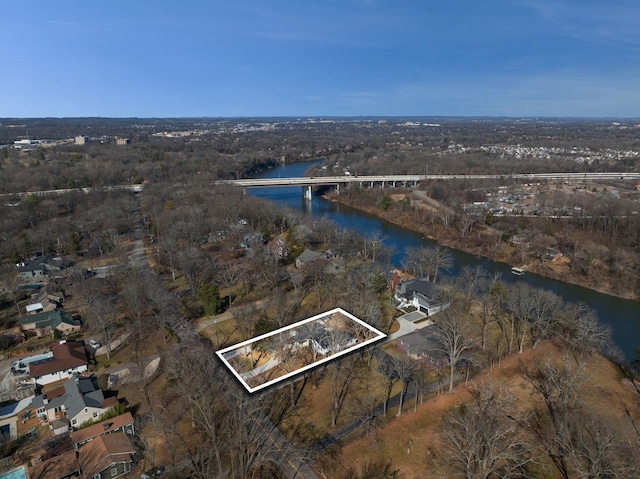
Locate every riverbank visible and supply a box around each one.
[325,190,638,302]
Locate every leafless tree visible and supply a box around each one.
[506,282,562,353]
[457,265,488,299]
[377,352,399,416]
[0,263,23,316]
[178,246,215,298]
[393,356,418,416]
[330,355,360,427]
[88,296,119,359]
[432,306,476,393]
[218,261,247,308]
[521,356,587,479]
[555,302,611,364]
[145,278,176,344]
[440,383,533,479]
[476,274,506,352]
[429,246,454,283]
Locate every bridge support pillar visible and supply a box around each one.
[302,185,312,201]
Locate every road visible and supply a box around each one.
[224,171,640,188]
[127,192,319,479]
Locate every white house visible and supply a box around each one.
[29,340,88,386]
[32,376,116,430]
[394,278,448,316]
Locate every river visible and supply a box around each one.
[249,161,640,361]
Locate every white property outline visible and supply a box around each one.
[215,307,386,393]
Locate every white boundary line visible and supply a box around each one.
[215,307,386,393]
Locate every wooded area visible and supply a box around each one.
[1,117,639,478]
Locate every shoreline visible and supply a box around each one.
[325,193,638,303]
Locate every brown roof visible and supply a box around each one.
[101,396,118,409]
[78,432,135,478]
[45,385,66,399]
[29,341,88,378]
[30,450,80,479]
[71,412,134,445]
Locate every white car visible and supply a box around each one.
[89,339,101,349]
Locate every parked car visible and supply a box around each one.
[108,373,117,388]
[89,339,101,349]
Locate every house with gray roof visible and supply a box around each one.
[397,328,449,369]
[394,278,448,316]
[17,255,69,282]
[33,376,115,430]
[295,249,345,274]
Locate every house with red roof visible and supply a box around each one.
[29,340,89,386]
[78,431,135,479]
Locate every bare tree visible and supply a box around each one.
[377,352,399,416]
[522,357,587,479]
[432,307,476,393]
[166,342,230,478]
[429,246,454,283]
[88,296,119,359]
[178,246,215,298]
[477,274,506,352]
[555,302,611,363]
[330,355,360,427]
[393,356,418,416]
[0,263,23,316]
[506,282,562,353]
[440,383,532,479]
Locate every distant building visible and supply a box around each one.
[16,255,69,282]
[116,138,130,145]
[13,138,47,149]
[75,135,90,145]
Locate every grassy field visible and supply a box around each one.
[315,341,640,479]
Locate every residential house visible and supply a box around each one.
[239,232,264,249]
[394,278,448,316]
[77,431,135,479]
[397,329,448,369]
[30,449,81,479]
[297,323,357,357]
[0,396,33,441]
[295,249,345,274]
[267,234,289,259]
[32,375,117,429]
[71,412,135,450]
[543,247,564,262]
[17,255,69,282]
[26,287,65,314]
[29,340,89,386]
[20,309,81,338]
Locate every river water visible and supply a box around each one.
[249,162,640,360]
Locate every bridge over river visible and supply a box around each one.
[225,172,640,199]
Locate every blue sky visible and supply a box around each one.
[1,0,639,117]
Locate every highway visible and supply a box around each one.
[2,172,637,200]
[224,172,640,188]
